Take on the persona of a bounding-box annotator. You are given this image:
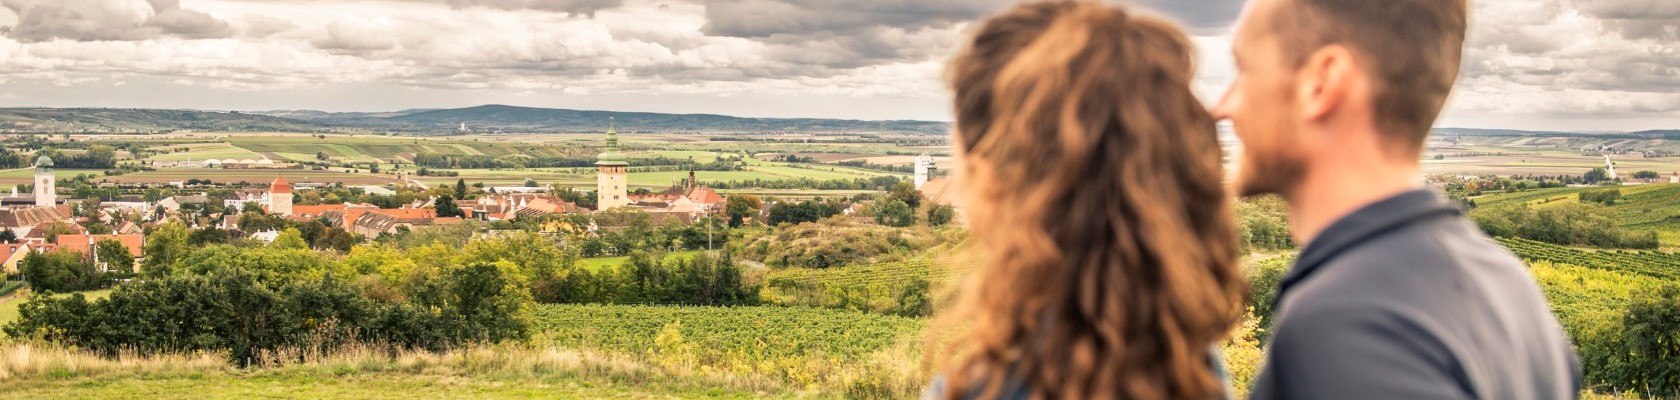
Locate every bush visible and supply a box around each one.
[1578,188,1622,205]
[875,200,915,227]
[1616,284,1680,396]
[3,262,532,363]
[20,249,107,293]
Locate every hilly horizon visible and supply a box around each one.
[0,105,952,135]
[0,105,1670,138]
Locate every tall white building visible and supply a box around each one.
[913,154,934,189]
[596,118,630,211]
[33,155,54,207]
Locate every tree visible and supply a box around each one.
[94,239,135,275]
[21,249,99,292]
[455,178,468,199]
[875,199,915,227]
[0,228,18,244]
[435,195,465,218]
[1633,170,1662,180]
[724,195,762,228]
[1583,167,1609,184]
[142,222,192,276]
[927,204,956,227]
[271,228,308,250]
[888,181,923,209]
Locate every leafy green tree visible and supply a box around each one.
[272,228,308,250]
[94,239,135,275]
[875,200,915,227]
[1583,167,1609,184]
[0,228,18,243]
[926,204,956,227]
[724,194,762,227]
[1633,170,1662,180]
[142,222,192,276]
[21,249,99,292]
[888,181,923,209]
[455,178,468,199]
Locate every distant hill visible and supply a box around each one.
[1434,127,1649,139]
[0,108,330,133]
[369,104,951,134]
[0,105,950,135]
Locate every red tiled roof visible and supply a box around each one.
[687,186,725,205]
[371,208,435,220]
[54,233,143,257]
[270,176,293,194]
[291,204,348,218]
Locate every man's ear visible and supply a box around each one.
[1295,45,1357,123]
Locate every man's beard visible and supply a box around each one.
[1235,147,1306,198]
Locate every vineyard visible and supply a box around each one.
[531,304,927,395]
[1497,237,1680,279]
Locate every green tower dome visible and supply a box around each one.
[34,154,53,171]
[596,117,629,166]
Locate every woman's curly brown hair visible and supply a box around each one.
[939,1,1244,399]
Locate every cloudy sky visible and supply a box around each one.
[0,0,1674,131]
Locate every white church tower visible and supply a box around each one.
[33,154,54,207]
[913,154,934,189]
[596,117,630,211]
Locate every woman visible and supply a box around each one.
[932,1,1244,399]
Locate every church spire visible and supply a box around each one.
[596,117,628,166]
[606,116,619,150]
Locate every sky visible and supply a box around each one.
[0,0,1674,131]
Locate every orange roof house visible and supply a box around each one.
[54,234,144,258]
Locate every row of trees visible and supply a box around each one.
[1472,203,1660,249]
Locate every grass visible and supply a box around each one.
[0,342,814,399]
[579,251,705,272]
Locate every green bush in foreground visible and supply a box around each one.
[4,262,530,364]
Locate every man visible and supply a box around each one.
[1211,0,1579,398]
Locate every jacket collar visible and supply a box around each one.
[1274,189,1463,309]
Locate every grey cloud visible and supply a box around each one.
[431,0,625,16]
[0,0,234,42]
[145,0,236,39]
[701,0,1001,38]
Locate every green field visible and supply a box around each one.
[146,142,265,162]
[1474,183,1680,247]
[579,250,705,272]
